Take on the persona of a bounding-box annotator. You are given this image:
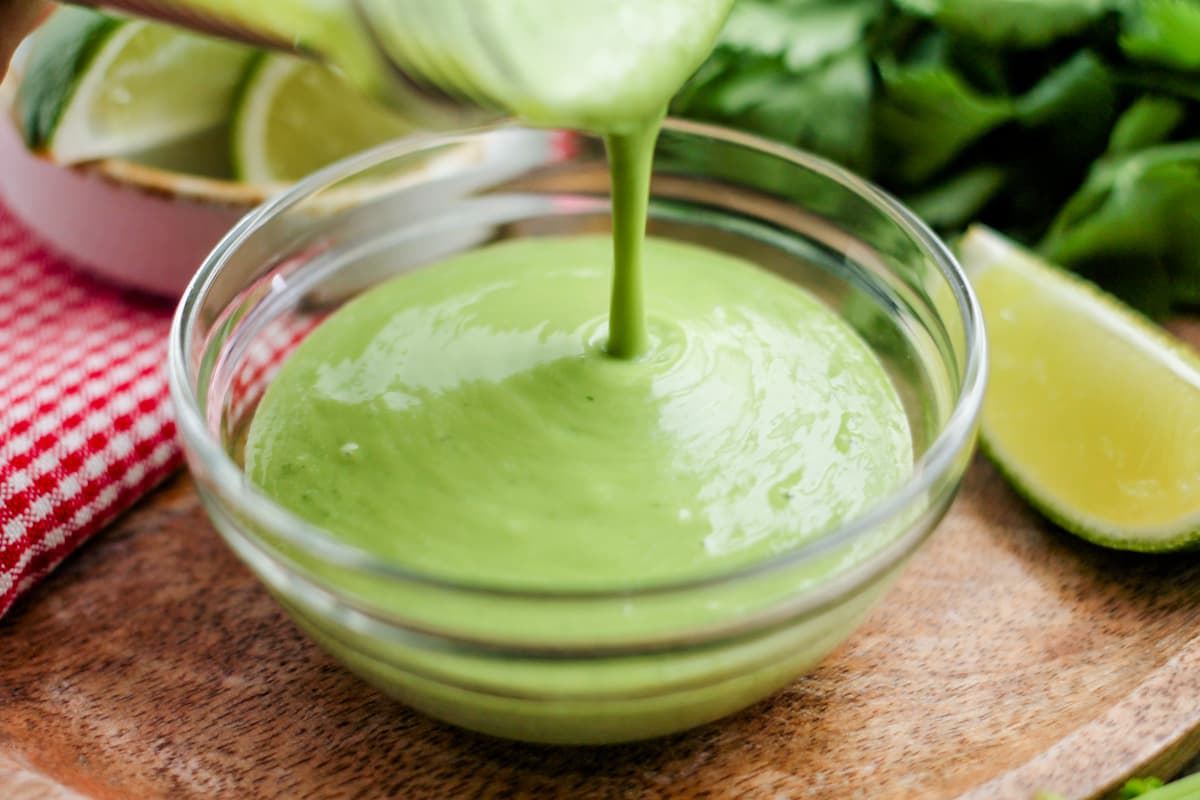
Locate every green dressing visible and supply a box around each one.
[246,237,912,588]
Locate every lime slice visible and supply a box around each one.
[230,53,413,183]
[15,8,253,164]
[959,226,1200,551]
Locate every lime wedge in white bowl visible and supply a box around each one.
[230,53,414,183]
[15,7,253,164]
[959,226,1200,552]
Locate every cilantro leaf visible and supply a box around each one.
[1041,142,1200,312]
[1014,49,1117,165]
[874,59,1014,183]
[1106,96,1186,155]
[1118,777,1168,798]
[717,0,882,71]
[905,164,1007,228]
[674,48,874,171]
[1121,0,1200,70]
[893,0,1113,47]
[1017,50,1115,128]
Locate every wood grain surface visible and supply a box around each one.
[1,326,1197,800]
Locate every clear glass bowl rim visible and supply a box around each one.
[168,118,988,601]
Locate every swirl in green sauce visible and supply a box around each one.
[246,236,912,588]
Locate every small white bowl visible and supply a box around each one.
[0,75,272,297]
[0,65,548,299]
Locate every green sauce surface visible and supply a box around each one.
[246,236,912,589]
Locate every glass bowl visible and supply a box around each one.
[169,120,986,745]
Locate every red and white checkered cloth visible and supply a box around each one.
[0,201,181,617]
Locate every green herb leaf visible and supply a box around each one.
[893,0,1112,47]
[1041,142,1200,313]
[1118,773,1200,800]
[674,47,874,171]
[1017,50,1115,128]
[905,164,1007,228]
[1107,96,1186,154]
[1014,49,1117,166]
[874,59,1014,183]
[1119,777,1168,798]
[716,0,882,71]
[1121,0,1200,70]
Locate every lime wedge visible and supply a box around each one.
[15,8,253,164]
[230,53,413,183]
[959,226,1200,551]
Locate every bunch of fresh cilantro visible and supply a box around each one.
[672,0,1200,317]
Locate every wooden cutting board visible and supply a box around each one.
[1,326,1197,800]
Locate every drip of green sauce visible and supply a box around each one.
[604,119,661,358]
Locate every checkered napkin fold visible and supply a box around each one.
[0,202,181,617]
